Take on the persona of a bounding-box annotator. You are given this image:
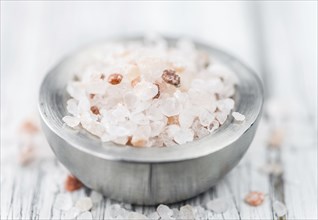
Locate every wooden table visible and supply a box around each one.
[1,1,317,219]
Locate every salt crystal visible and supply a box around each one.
[160,98,181,117]
[75,197,93,212]
[134,81,159,100]
[62,116,80,128]
[206,198,229,213]
[148,211,160,220]
[232,112,245,122]
[179,205,195,219]
[179,109,195,128]
[199,109,215,127]
[127,212,148,219]
[106,204,122,218]
[77,211,93,220]
[157,204,173,219]
[193,206,207,220]
[54,193,73,211]
[273,201,287,217]
[173,128,194,144]
[66,99,79,116]
[244,191,265,206]
[216,112,228,125]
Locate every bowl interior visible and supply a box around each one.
[39,37,263,163]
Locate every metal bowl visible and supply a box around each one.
[39,37,263,205]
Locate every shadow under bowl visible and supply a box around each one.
[39,37,263,205]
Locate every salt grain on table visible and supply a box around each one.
[63,37,239,147]
[157,204,174,219]
[244,191,265,206]
[273,201,288,217]
[75,197,93,212]
[179,205,195,219]
[148,211,160,220]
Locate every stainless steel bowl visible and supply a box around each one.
[39,37,263,205]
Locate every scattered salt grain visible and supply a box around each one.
[64,175,83,192]
[273,200,287,217]
[232,112,245,122]
[244,191,265,206]
[54,193,73,211]
[77,211,93,220]
[75,197,93,212]
[148,211,160,220]
[206,198,229,213]
[127,212,149,219]
[179,205,195,219]
[157,204,174,219]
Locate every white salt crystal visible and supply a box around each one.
[206,198,229,213]
[232,112,245,122]
[127,212,148,219]
[193,206,207,220]
[150,121,166,137]
[62,116,80,128]
[130,112,150,125]
[157,204,173,219]
[85,81,107,94]
[54,193,73,211]
[199,109,215,127]
[77,211,93,220]
[179,205,195,219]
[66,99,79,116]
[173,128,194,144]
[160,98,181,117]
[179,109,195,128]
[217,98,235,114]
[75,197,93,212]
[148,211,160,220]
[106,204,122,218]
[215,112,228,125]
[273,201,287,217]
[134,81,159,100]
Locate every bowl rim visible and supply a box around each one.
[39,36,263,163]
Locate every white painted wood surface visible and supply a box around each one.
[1,1,317,219]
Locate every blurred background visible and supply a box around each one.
[1,1,317,219]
